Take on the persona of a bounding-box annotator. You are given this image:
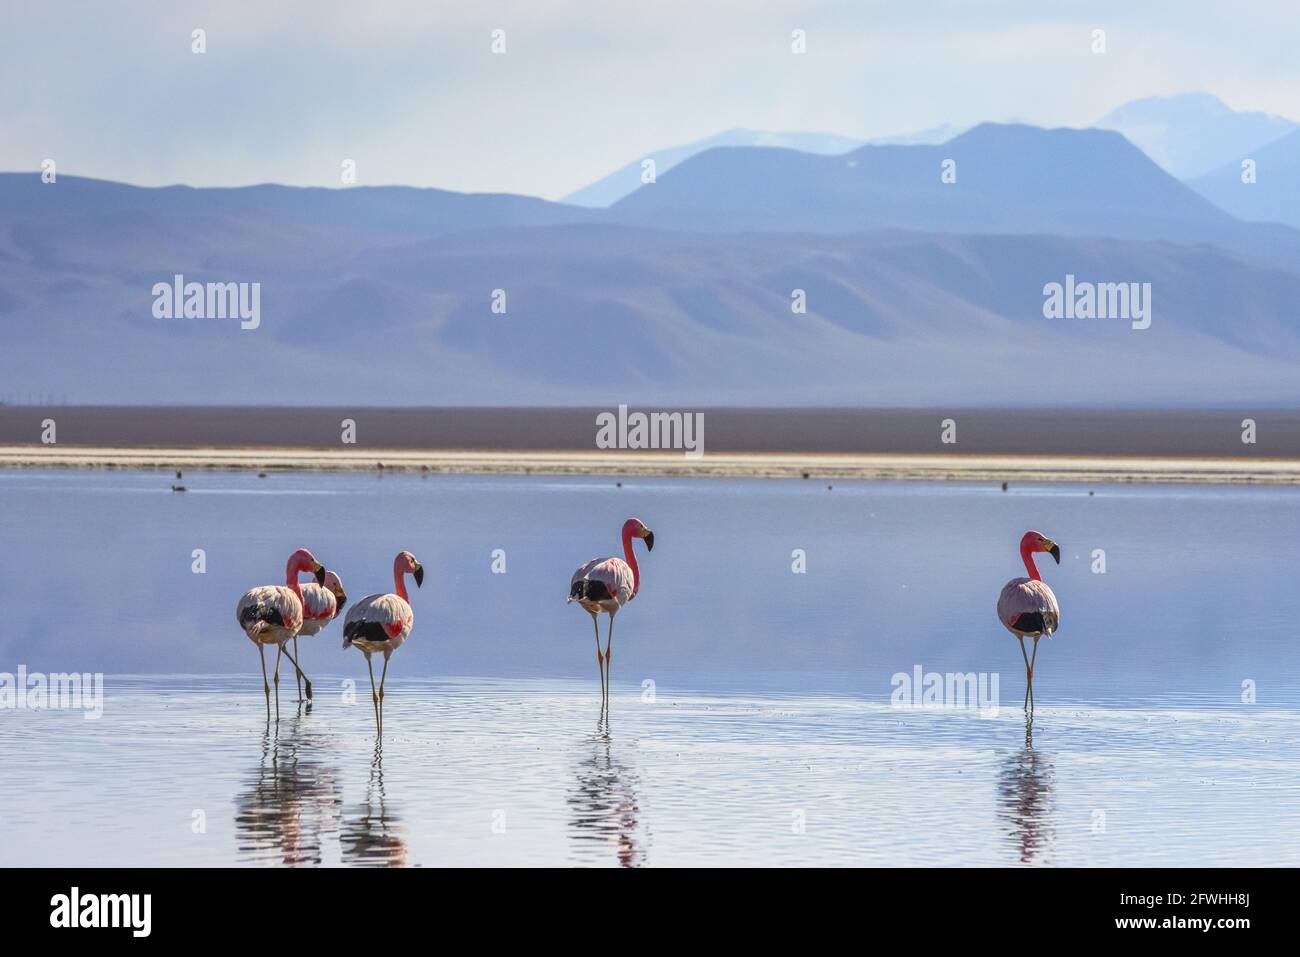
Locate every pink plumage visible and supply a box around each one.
[298,571,347,638]
[236,547,326,714]
[997,578,1060,638]
[342,551,424,734]
[568,517,655,711]
[997,530,1061,710]
[568,556,635,613]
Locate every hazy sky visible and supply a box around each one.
[4,1,1300,198]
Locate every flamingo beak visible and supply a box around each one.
[413,563,425,588]
[313,563,327,585]
[1044,540,1060,564]
[642,529,655,551]
[334,590,348,613]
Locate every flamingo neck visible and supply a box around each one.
[285,559,304,600]
[622,527,641,598]
[393,561,409,603]
[1020,542,1041,582]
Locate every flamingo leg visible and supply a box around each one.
[1018,636,1031,710]
[280,643,312,701]
[590,612,605,706]
[259,643,271,719]
[1028,637,1040,709]
[378,656,390,735]
[366,653,380,732]
[273,645,282,719]
[604,613,616,710]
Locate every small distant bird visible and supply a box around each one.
[997,531,1061,710]
[343,552,423,734]
[568,518,655,711]
[236,547,326,718]
[291,570,348,701]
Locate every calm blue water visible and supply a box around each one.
[0,468,1297,865]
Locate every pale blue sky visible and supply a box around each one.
[4,0,1299,198]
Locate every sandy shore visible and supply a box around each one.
[3,406,1298,483]
[4,444,1300,484]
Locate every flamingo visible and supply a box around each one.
[997,531,1061,710]
[567,517,655,710]
[236,547,326,718]
[343,551,423,734]
[290,570,348,702]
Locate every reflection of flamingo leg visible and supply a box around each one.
[259,644,271,719]
[378,655,390,735]
[604,613,616,710]
[366,654,380,732]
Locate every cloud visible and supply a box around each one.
[3,1,1300,198]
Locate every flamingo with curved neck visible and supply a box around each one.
[342,550,424,734]
[237,547,326,718]
[620,519,643,598]
[998,531,1062,710]
[567,517,656,712]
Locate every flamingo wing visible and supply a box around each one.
[997,578,1060,637]
[343,593,413,648]
[295,583,339,637]
[237,585,303,639]
[568,557,634,606]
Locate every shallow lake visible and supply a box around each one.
[1,469,1297,865]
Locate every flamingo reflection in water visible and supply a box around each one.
[341,741,409,867]
[996,713,1056,865]
[566,717,646,867]
[234,725,342,866]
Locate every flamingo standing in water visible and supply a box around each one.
[568,518,655,710]
[291,570,348,702]
[236,547,327,718]
[343,552,423,734]
[997,531,1061,710]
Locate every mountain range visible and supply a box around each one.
[4,96,1300,407]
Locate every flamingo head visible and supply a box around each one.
[323,570,347,613]
[290,547,327,585]
[395,550,424,588]
[623,517,654,552]
[1020,531,1060,564]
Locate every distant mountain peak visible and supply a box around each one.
[1094,93,1297,179]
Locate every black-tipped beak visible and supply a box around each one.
[334,592,348,614]
[643,529,655,552]
[1048,543,1061,564]
[314,564,327,586]
[413,563,424,588]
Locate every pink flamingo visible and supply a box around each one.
[291,570,348,702]
[568,518,655,710]
[997,531,1061,709]
[236,547,326,718]
[343,552,423,733]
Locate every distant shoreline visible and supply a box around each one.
[3,445,1299,485]
[2,406,1298,484]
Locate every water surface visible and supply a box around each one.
[1,469,1297,865]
